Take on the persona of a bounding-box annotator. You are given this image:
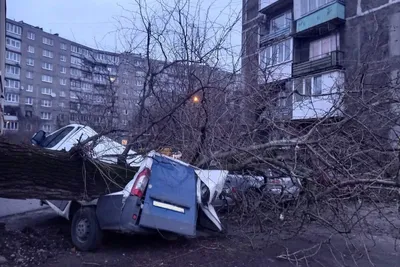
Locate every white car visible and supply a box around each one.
[32,124,228,251]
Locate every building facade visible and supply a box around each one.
[3,19,147,140]
[242,0,400,143]
[0,0,6,136]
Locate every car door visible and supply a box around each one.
[139,155,197,236]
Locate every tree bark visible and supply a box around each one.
[0,141,138,200]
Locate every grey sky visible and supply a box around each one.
[7,0,242,58]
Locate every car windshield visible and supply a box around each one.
[40,126,75,148]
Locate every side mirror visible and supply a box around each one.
[31,130,46,146]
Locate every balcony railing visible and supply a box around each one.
[292,50,343,77]
[295,0,345,34]
[260,26,291,45]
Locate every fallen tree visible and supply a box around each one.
[0,141,138,200]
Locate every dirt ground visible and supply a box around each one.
[0,207,400,267]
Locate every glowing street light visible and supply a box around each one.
[192,95,200,103]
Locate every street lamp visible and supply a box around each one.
[109,76,116,83]
[192,95,200,103]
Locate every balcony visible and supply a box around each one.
[292,51,343,78]
[260,26,291,46]
[292,70,344,120]
[259,0,292,15]
[295,0,345,34]
[261,107,292,121]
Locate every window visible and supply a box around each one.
[70,91,78,99]
[6,37,21,49]
[42,62,53,71]
[71,45,78,53]
[26,71,33,79]
[60,102,65,108]
[42,75,53,83]
[41,112,52,120]
[27,85,34,92]
[6,65,20,75]
[122,79,129,85]
[123,110,129,115]
[122,120,128,126]
[43,49,54,58]
[60,91,66,97]
[41,99,52,107]
[277,91,288,107]
[270,11,292,32]
[25,97,33,105]
[4,121,18,130]
[5,79,20,89]
[5,93,19,103]
[6,51,21,63]
[301,0,331,16]
[41,88,52,95]
[60,55,67,62]
[71,80,81,88]
[123,88,128,94]
[294,76,322,102]
[136,80,144,86]
[25,111,32,117]
[28,45,35,53]
[42,125,51,132]
[6,23,22,35]
[70,68,82,76]
[27,32,35,40]
[313,75,322,95]
[260,39,292,68]
[42,37,54,46]
[71,56,82,65]
[136,71,145,77]
[309,34,339,60]
[60,43,67,50]
[82,82,92,91]
[26,58,34,66]
[60,78,67,85]
[26,123,32,131]
[60,67,67,74]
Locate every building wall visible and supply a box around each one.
[3,19,145,138]
[0,0,5,135]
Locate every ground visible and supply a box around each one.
[0,208,399,267]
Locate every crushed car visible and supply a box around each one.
[31,124,228,251]
[214,170,302,212]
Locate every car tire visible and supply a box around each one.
[71,206,103,251]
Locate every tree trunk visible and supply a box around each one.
[0,141,138,200]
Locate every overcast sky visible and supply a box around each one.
[7,0,242,58]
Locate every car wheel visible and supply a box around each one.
[71,207,103,251]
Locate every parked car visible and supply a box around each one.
[213,170,302,212]
[32,125,228,251]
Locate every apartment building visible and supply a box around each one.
[242,0,400,143]
[0,0,5,136]
[3,19,146,138]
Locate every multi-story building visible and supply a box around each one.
[0,0,6,136]
[243,0,400,144]
[2,19,147,139]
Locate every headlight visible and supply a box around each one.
[201,181,210,205]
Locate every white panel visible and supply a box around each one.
[292,71,344,120]
[259,61,292,84]
[260,0,279,10]
[293,0,302,20]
